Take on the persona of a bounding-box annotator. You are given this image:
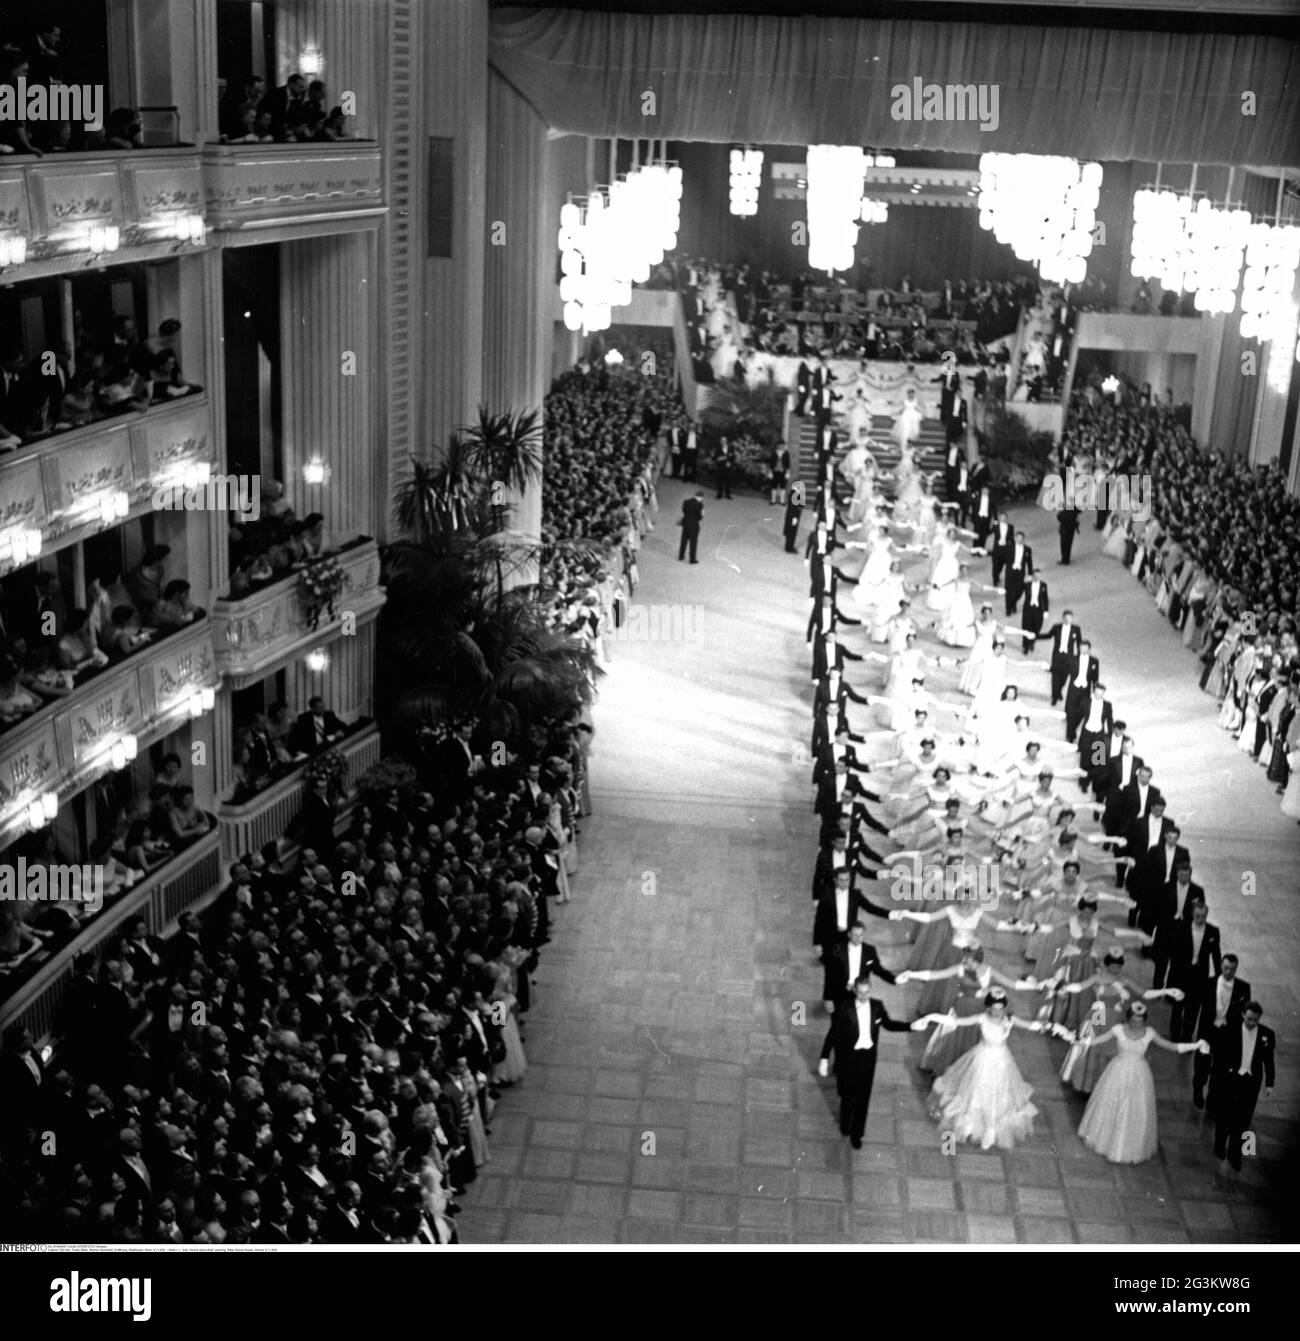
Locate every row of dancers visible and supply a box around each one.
[800,428,1277,1168]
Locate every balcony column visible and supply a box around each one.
[211,685,237,803]
[200,246,232,596]
[279,229,379,542]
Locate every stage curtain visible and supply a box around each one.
[491,7,1299,167]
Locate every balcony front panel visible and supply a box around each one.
[0,829,223,1045]
[218,721,381,864]
[0,621,219,850]
[212,539,386,688]
[0,396,212,576]
[201,144,383,230]
[0,151,207,282]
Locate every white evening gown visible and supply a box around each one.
[1281,751,1300,819]
[1078,1026,1160,1163]
[928,1014,1039,1150]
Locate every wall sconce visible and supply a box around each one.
[0,526,42,565]
[187,685,217,719]
[302,459,330,486]
[87,225,121,256]
[108,733,139,772]
[0,235,28,267]
[181,461,212,490]
[166,214,206,245]
[98,491,129,525]
[305,649,329,673]
[26,792,58,831]
[300,48,324,78]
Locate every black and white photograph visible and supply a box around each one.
[0,0,1296,1292]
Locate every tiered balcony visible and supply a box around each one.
[0,828,222,1044]
[0,149,206,281]
[211,538,385,689]
[218,720,381,863]
[0,396,211,579]
[0,620,220,851]
[201,142,383,233]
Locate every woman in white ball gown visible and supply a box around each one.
[922,989,1050,1150]
[892,386,924,449]
[927,527,967,614]
[1075,1000,1209,1163]
[892,446,925,521]
[959,605,1006,694]
[845,380,873,446]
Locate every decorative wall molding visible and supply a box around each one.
[212,539,386,688]
[0,621,219,851]
[0,397,212,577]
[201,144,383,229]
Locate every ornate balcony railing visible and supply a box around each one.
[0,828,222,1045]
[0,395,212,577]
[201,142,383,231]
[0,620,219,851]
[211,538,385,689]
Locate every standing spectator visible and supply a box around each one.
[259,72,307,140]
[1208,1002,1276,1172]
[678,489,704,564]
[126,545,171,621]
[0,49,44,156]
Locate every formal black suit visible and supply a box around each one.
[290,708,347,755]
[1154,917,1222,1038]
[1003,542,1033,615]
[1130,841,1190,935]
[1043,623,1083,704]
[1019,576,1048,652]
[1208,1019,1275,1166]
[1062,657,1102,742]
[989,520,1014,587]
[678,495,704,561]
[783,496,803,552]
[1057,507,1081,563]
[821,944,890,1008]
[1192,971,1251,1101]
[812,635,862,683]
[819,997,911,1140]
[290,786,337,856]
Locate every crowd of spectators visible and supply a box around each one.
[0,717,590,1243]
[0,543,202,734]
[539,363,681,636]
[674,256,1032,387]
[229,696,359,805]
[0,753,214,980]
[217,74,354,145]
[0,314,198,455]
[1059,378,1300,804]
[225,492,340,599]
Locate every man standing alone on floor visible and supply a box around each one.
[679,490,705,564]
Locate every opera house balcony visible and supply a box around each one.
[200,141,383,233]
[211,536,385,689]
[0,398,212,577]
[0,148,208,279]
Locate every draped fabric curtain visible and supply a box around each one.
[491,7,1300,167]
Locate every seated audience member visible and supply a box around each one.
[127,546,172,619]
[102,108,143,150]
[0,653,42,723]
[150,580,200,630]
[290,696,348,754]
[167,786,213,845]
[314,107,351,141]
[107,606,155,658]
[57,609,107,672]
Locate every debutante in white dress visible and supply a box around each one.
[928,1014,1039,1150]
[939,580,977,648]
[1077,1025,1161,1163]
[893,391,923,448]
[960,617,1002,695]
[928,538,962,614]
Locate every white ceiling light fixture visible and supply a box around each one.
[806,145,866,276]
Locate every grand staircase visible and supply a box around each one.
[793,413,949,500]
